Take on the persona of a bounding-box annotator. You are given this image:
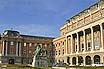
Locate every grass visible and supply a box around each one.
[0,64,104,69]
[0,64,52,69]
[66,66,104,69]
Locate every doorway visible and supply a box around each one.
[9,59,14,64]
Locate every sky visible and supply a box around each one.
[0,0,99,37]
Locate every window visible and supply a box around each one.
[29,43,32,47]
[24,43,26,46]
[10,48,14,54]
[56,51,57,55]
[88,42,91,50]
[58,60,60,63]
[29,50,32,53]
[63,42,64,45]
[10,41,14,45]
[76,45,77,52]
[63,49,64,54]
[67,57,70,64]
[82,43,84,51]
[63,60,64,63]
[23,50,26,54]
[59,50,60,55]
[59,43,60,46]
[95,40,99,49]
[56,44,57,47]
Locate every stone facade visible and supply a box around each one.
[0,30,55,66]
[53,0,104,66]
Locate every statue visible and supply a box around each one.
[34,44,41,56]
[32,44,48,67]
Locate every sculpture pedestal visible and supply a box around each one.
[32,55,48,67]
[32,56,36,67]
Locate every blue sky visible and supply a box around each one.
[0,0,99,37]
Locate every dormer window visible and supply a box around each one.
[10,41,14,45]
[4,31,7,35]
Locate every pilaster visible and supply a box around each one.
[66,36,68,55]
[83,30,86,52]
[91,27,94,52]
[71,35,73,54]
[2,41,4,56]
[16,42,18,56]
[5,41,8,56]
[77,33,79,53]
[100,23,104,51]
[19,42,21,56]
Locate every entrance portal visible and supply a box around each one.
[9,59,14,64]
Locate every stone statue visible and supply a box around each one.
[34,44,41,56]
[32,44,47,67]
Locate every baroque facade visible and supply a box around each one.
[53,0,104,66]
[0,30,54,66]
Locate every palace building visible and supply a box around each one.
[0,30,55,66]
[53,0,104,66]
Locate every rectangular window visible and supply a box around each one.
[59,50,60,55]
[29,43,32,47]
[56,44,57,47]
[23,50,26,54]
[24,43,26,46]
[95,40,99,49]
[63,42,64,45]
[29,50,32,53]
[82,43,84,51]
[76,45,77,52]
[59,43,60,46]
[56,51,57,55]
[10,48,14,54]
[63,49,64,54]
[10,41,14,45]
[88,42,91,50]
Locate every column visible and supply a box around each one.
[16,42,18,56]
[83,56,86,66]
[19,42,21,56]
[100,56,104,63]
[71,35,73,54]
[83,30,86,52]
[70,57,73,66]
[76,56,78,65]
[91,27,94,52]
[66,36,68,55]
[2,41,5,56]
[100,24,104,50]
[5,41,8,56]
[77,33,79,53]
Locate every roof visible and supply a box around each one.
[20,34,54,39]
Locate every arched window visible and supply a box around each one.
[67,57,70,64]
[85,56,91,65]
[72,57,76,65]
[94,55,100,64]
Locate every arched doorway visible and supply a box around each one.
[85,56,91,65]
[72,57,76,65]
[94,55,100,64]
[78,56,83,65]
